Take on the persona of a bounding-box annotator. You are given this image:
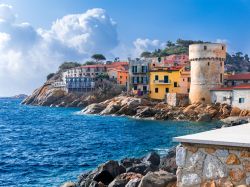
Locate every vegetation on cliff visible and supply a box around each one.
[140,39,250,72]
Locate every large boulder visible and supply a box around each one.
[100,102,121,115]
[138,170,176,187]
[60,181,76,187]
[78,160,125,186]
[135,107,157,118]
[108,173,143,187]
[143,152,160,166]
[159,147,177,174]
[125,178,141,187]
[230,107,241,116]
[197,113,212,122]
[81,103,106,114]
[121,158,142,168]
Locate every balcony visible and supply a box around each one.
[153,80,171,84]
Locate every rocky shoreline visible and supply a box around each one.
[81,96,250,122]
[61,148,177,187]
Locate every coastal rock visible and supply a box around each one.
[197,113,212,122]
[60,181,76,187]
[135,107,157,118]
[121,158,142,168]
[230,107,242,116]
[108,172,143,187]
[143,152,160,166]
[100,102,121,115]
[138,170,176,187]
[79,160,125,186]
[82,103,107,114]
[159,147,177,174]
[125,178,141,187]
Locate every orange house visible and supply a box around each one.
[117,70,128,87]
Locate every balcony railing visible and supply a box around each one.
[153,80,171,84]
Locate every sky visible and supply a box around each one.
[0,0,250,96]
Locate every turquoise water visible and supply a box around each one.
[0,99,220,187]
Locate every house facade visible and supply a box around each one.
[211,84,250,110]
[117,70,128,87]
[149,66,184,100]
[224,73,250,86]
[128,58,150,95]
[66,77,95,93]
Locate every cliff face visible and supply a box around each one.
[22,73,124,108]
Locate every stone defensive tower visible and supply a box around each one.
[189,43,226,104]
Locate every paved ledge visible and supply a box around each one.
[173,123,250,148]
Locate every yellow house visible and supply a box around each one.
[149,66,183,100]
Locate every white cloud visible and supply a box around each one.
[0,5,118,96]
[112,38,165,59]
[133,38,165,57]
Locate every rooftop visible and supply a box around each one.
[173,123,250,148]
[225,73,250,80]
[210,84,250,91]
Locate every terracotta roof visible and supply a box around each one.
[210,84,250,91]
[225,73,250,80]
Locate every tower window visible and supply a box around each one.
[208,62,210,66]
[222,46,224,50]
[220,73,223,83]
[204,46,207,50]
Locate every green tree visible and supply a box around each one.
[47,73,55,80]
[91,54,106,62]
[59,62,81,71]
[166,40,175,48]
[140,51,152,58]
[85,61,96,65]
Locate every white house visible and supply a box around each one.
[211,84,250,110]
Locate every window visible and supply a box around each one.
[239,98,245,103]
[220,73,223,83]
[137,77,140,83]
[187,89,190,93]
[155,75,159,80]
[174,82,178,87]
[165,88,169,93]
[183,78,185,81]
[188,77,191,82]
[204,46,207,50]
[222,46,224,50]
[208,62,210,66]
[134,85,137,90]
[155,88,158,93]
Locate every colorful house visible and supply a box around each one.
[117,70,128,87]
[149,66,189,100]
[128,58,151,95]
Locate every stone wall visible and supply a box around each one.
[176,143,250,186]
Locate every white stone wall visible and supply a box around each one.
[176,144,250,186]
[211,90,232,105]
[232,90,250,110]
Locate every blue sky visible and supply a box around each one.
[1,0,250,52]
[0,0,250,96]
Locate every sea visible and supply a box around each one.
[0,99,221,187]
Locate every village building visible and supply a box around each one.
[117,69,128,87]
[106,62,128,82]
[151,54,189,68]
[224,72,250,86]
[66,77,95,93]
[128,58,150,95]
[149,66,190,100]
[210,84,250,110]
